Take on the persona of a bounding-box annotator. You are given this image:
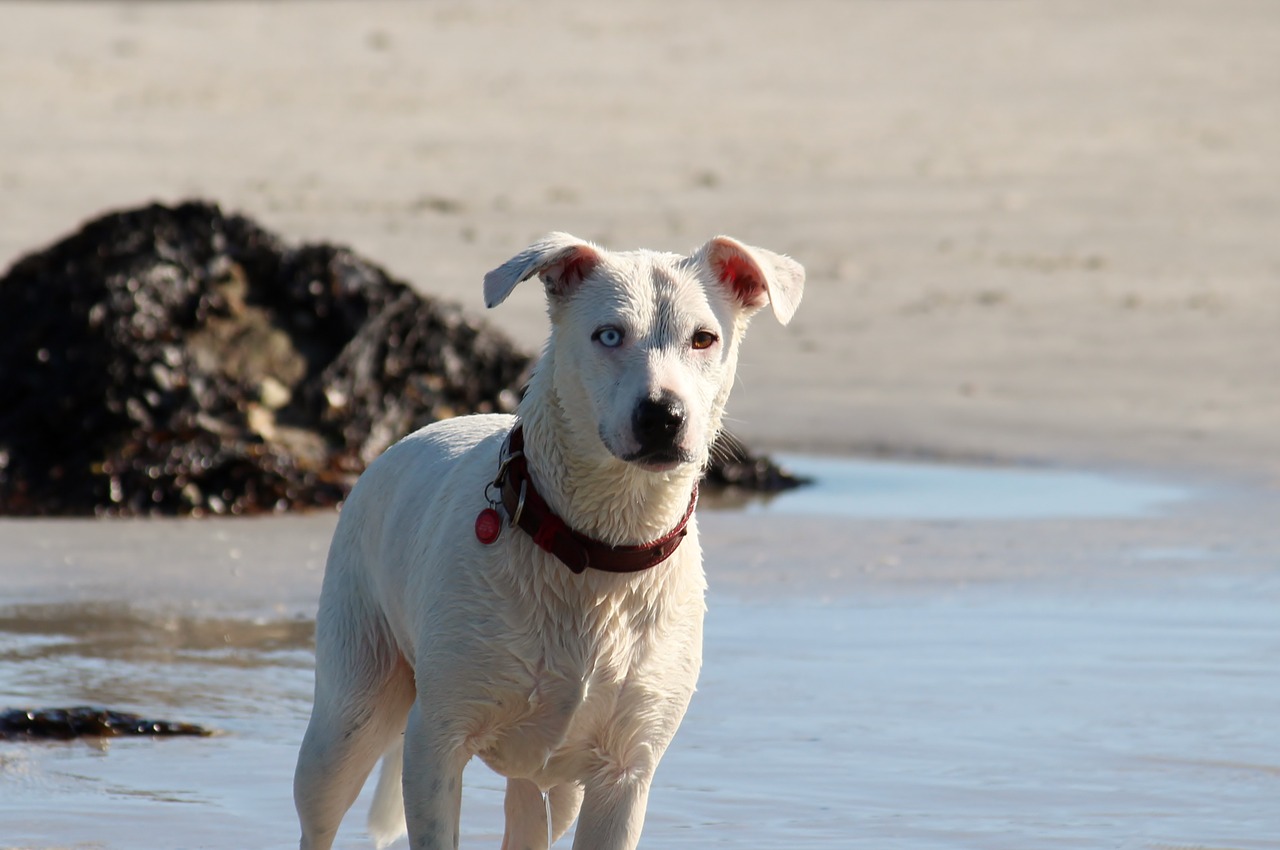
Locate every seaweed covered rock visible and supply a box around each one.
[0,201,801,516]
[0,202,528,515]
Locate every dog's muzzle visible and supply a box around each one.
[630,392,687,462]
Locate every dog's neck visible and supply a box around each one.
[515,376,701,549]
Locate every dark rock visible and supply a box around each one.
[0,706,212,740]
[0,201,802,517]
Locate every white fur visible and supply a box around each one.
[294,234,803,850]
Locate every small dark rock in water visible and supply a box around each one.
[0,706,213,740]
[0,200,803,516]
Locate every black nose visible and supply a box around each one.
[632,393,686,451]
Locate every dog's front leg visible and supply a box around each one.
[571,776,653,850]
[402,700,467,850]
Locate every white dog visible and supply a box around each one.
[294,232,803,850]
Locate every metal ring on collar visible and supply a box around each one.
[511,479,528,528]
[492,449,525,488]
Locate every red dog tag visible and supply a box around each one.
[475,508,502,545]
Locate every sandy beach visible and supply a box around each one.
[3,0,1278,481]
[2,2,1279,849]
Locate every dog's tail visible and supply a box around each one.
[367,739,408,849]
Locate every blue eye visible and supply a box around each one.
[593,326,624,348]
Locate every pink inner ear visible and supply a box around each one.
[544,248,598,289]
[717,254,767,308]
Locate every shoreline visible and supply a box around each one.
[3,454,1276,614]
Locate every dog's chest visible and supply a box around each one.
[471,582,665,783]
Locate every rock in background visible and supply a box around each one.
[0,201,801,517]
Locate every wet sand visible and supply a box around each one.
[2,1,1279,848]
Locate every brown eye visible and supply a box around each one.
[691,330,718,350]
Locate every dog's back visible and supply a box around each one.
[316,414,514,662]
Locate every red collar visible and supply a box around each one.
[491,424,697,574]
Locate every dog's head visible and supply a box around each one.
[484,233,804,474]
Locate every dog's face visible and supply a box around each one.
[484,234,804,474]
[552,254,740,473]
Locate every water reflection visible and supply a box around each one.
[0,602,314,716]
[0,602,314,665]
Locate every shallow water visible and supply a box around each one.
[671,580,1280,850]
[2,580,1277,850]
[1,460,1277,849]
[753,455,1187,520]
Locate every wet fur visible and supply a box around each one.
[294,233,803,850]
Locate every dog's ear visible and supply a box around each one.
[483,233,604,308]
[696,236,805,325]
